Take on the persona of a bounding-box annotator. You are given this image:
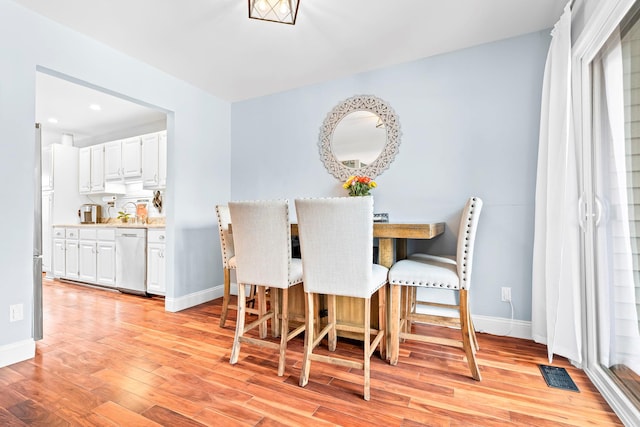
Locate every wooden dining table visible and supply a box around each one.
[228,221,445,356]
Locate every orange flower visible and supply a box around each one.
[343,175,377,196]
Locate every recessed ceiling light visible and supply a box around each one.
[48,118,58,124]
[89,104,101,111]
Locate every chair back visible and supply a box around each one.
[228,200,293,289]
[215,205,234,268]
[456,197,483,290]
[295,197,375,298]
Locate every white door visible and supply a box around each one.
[41,192,53,274]
[147,243,165,295]
[78,147,91,193]
[104,141,122,181]
[90,145,104,192]
[65,240,79,279]
[142,133,159,187]
[580,2,640,421]
[78,240,97,283]
[158,131,167,188]
[41,145,53,191]
[96,240,116,286]
[52,238,65,277]
[122,137,142,178]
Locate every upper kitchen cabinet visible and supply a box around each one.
[79,146,104,193]
[142,131,167,189]
[104,137,143,181]
[41,145,53,191]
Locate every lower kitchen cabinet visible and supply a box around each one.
[79,228,98,283]
[96,232,116,287]
[147,228,166,295]
[64,228,80,280]
[53,225,164,295]
[52,231,66,277]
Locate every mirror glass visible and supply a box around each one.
[319,95,401,181]
[332,111,387,169]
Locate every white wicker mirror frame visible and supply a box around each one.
[318,95,401,181]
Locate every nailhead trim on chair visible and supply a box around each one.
[216,206,234,269]
[394,280,459,289]
[460,197,479,290]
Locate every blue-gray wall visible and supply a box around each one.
[0,0,230,363]
[231,30,551,322]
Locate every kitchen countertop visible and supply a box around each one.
[54,223,165,229]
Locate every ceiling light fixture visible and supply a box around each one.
[248,0,299,25]
[89,104,101,111]
[47,118,58,124]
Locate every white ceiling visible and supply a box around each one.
[16,0,566,103]
[36,72,166,146]
[24,0,565,145]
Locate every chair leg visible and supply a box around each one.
[272,287,281,338]
[327,294,337,352]
[258,286,268,339]
[469,309,480,351]
[313,293,322,341]
[363,296,371,401]
[389,284,401,366]
[299,292,314,387]
[220,268,231,327]
[460,290,481,381]
[277,288,289,376]
[229,281,246,365]
[248,285,257,309]
[377,285,386,360]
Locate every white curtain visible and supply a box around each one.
[594,29,640,375]
[532,1,582,364]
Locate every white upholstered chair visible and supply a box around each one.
[388,196,483,381]
[215,205,238,327]
[216,205,259,328]
[228,200,305,376]
[295,196,387,401]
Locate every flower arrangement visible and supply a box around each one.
[343,175,377,197]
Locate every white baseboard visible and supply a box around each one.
[472,314,532,340]
[0,339,35,368]
[165,284,224,312]
[164,284,533,342]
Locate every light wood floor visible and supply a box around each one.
[0,279,623,426]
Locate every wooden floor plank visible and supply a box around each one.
[0,279,624,427]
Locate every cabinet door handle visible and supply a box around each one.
[159,235,165,240]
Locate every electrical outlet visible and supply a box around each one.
[9,304,23,322]
[501,287,512,302]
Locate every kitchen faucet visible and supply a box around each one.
[121,201,137,214]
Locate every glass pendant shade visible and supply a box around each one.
[248,0,300,25]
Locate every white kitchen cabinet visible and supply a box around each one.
[90,145,105,192]
[41,145,53,191]
[42,144,83,277]
[104,137,142,181]
[52,229,65,278]
[122,137,142,179]
[147,228,166,295]
[142,131,167,189]
[79,145,105,193]
[104,140,123,181]
[65,228,80,280]
[78,228,97,283]
[158,131,167,188]
[42,192,53,276]
[96,229,116,286]
[78,147,91,193]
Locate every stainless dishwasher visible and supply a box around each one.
[115,228,147,294]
